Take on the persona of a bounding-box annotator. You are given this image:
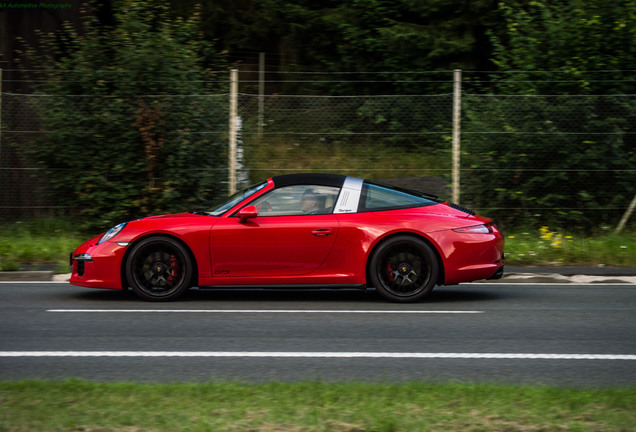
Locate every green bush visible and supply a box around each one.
[24,1,227,231]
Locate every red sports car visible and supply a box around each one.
[70,173,504,302]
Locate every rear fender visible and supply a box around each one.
[365,232,445,287]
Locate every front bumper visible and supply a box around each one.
[69,235,128,290]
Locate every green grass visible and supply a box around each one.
[504,226,636,267]
[0,219,634,271]
[0,380,634,431]
[246,139,448,179]
[0,219,85,272]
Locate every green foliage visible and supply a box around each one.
[26,0,227,231]
[469,1,636,230]
[491,0,636,94]
[0,219,84,271]
[332,0,498,73]
[505,226,636,266]
[462,94,636,229]
[10,0,635,234]
[171,0,500,93]
[245,136,447,180]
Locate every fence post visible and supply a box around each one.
[228,68,238,196]
[258,52,265,140]
[0,68,3,172]
[615,193,636,234]
[452,69,461,204]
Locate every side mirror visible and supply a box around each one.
[238,205,258,223]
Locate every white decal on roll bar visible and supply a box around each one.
[334,177,364,214]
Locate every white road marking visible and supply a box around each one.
[1,352,634,360]
[47,309,483,314]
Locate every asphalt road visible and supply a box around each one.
[1,282,635,387]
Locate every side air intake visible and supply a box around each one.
[448,202,476,215]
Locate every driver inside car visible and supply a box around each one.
[301,189,322,214]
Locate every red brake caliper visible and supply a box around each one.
[386,263,395,282]
[169,254,178,283]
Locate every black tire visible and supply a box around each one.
[125,237,193,301]
[369,235,439,302]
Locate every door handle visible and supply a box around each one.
[311,228,334,237]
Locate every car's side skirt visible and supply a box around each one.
[196,283,367,290]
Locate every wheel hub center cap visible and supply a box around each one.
[154,263,167,274]
[398,263,412,275]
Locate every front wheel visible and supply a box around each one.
[369,236,439,303]
[125,237,193,301]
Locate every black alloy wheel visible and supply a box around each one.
[369,235,439,302]
[125,237,193,301]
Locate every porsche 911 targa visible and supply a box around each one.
[70,173,504,302]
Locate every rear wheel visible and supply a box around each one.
[369,236,439,302]
[125,237,193,301]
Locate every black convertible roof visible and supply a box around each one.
[271,173,348,188]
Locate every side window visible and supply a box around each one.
[359,182,438,212]
[250,185,340,216]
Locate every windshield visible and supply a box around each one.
[205,181,268,216]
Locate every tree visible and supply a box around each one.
[169,0,501,93]
[490,0,636,94]
[26,0,227,230]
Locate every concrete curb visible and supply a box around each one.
[486,272,636,285]
[0,271,55,281]
[506,266,636,276]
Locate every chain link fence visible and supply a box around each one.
[237,93,453,175]
[460,94,636,228]
[1,70,635,231]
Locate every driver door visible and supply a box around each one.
[209,185,340,278]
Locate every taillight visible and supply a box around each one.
[452,223,494,234]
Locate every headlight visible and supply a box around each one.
[97,222,127,244]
